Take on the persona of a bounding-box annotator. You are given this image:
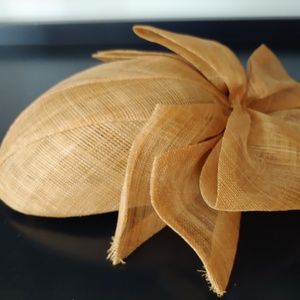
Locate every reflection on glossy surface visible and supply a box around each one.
[1,201,299,300]
[0,47,299,300]
[7,210,112,264]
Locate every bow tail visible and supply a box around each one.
[108,103,227,265]
[92,49,179,62]
[151,138,241,296]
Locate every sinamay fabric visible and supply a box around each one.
[0,25,299,296]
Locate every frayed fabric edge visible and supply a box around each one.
[106,235,126,265]
[197,268,225,297]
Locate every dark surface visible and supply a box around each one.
[0,21,300,300]
[1,19,300,50]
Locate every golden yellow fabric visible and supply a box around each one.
[0,25,299,296]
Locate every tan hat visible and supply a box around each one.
[0,25,299,296]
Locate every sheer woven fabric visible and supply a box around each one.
[0,25,299,296]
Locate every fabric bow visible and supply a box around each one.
[93,26,300,296]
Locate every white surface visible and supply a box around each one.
[0,0,299,23]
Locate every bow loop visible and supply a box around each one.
[246,44,300,113]
[133,25,248,108]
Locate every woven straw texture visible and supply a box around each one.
[0,25,299,296]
